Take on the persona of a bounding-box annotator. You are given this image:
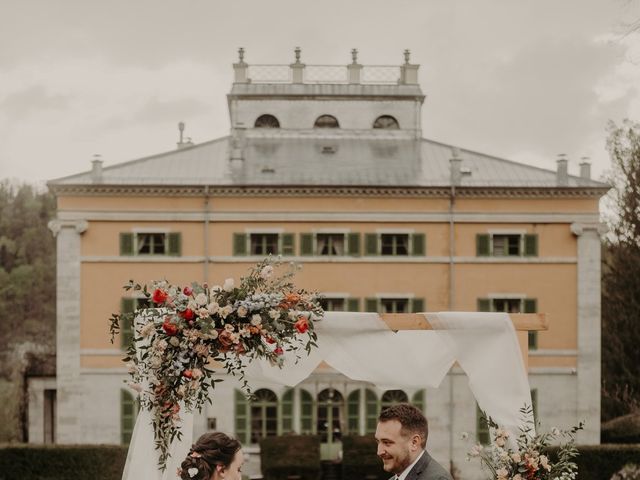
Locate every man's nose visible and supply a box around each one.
[376,444,385,456]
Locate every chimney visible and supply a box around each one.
[233,47,249,84]
[450,147,462,186]
[177,122,194,149]
[91,154,103,183]
[579,157,591,181]
[556,154,568,186]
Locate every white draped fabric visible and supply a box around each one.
[122,311,532,480]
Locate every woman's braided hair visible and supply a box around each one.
[178,432,241,480]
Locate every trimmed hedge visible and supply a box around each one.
[0,444,128,480]
[546,444,640,480]
[341,435,387,480]
[259,435,321,480]
[602,414,640,444]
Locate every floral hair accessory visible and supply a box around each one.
[190,451,202,458]
[187,467,199,478]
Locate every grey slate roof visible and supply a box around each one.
[49,135,608,189]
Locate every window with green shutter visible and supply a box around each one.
[524,298,538,349]
[234,389,249,444]
[168,232,181,256]
[477,298,491,312]
[476,403,490,444]
[300,233,313,256]
[121,389,138,445]
[365,298,379,313]
[281,389,294,434]
[347,233,361,256]
[411,298,425,313]
[120,298,136,349]
[347,389,361,434]
[476,234,490,256]
[300,389,314,435]
[120,233,134,256]
[365,389,378,434]
[411,233,426,256]
[233,233,247,256]
[281,233,295,256]
[412,390,426,413]
[365,233,378,256]
[347,298,359,312]
[524,234,538,257]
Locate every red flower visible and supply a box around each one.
[274,346,284,355]
[235,343,247,355]
[294,316,309,334]
[162,318,179,336]
[152,289,168,304]
[180,308,195,321]
[218,329,234,348]
[183,286,193,296]
[265,336,276,344]
[182,369,193,379]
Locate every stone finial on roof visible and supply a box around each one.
[238,47,245,63]
[403,49,411,65]
[294,46,302,64]
[351,48,358,64]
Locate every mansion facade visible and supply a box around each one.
[38,49,608,479]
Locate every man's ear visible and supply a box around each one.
[411,434,422,450]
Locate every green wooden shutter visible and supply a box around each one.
[233,233,247,256]
[411,298,425,313]
[347,298,359,312]
[476,404,490,444]
[281,233,295,256]
[477,298,491,312]
[299,389,314,434]
[281,389,294,434]
[412,390,426,413]
[120,298,136,348]
[235,389,249,444]
[347,233,361,257]
[476,234,490,256]
[120,233,134,256]
[365,233,378,256]
[300,233,314,256]
[524,234,538,257]
[120,389,138,445]
[365,389,378,434]
[524,298,538,350]
[168,232,181,256]
[347,389,361,434]
[411,233,426,256]
[365,298,379,313]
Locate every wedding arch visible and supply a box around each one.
[120,309,546,480]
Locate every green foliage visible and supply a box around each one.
[602,413,640,444]
[546,444,640,480]
[602,120,640,421]
[259,435,321,480]
[341,435,387,480]
[0,444,128,480]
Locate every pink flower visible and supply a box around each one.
[183,286,193,296]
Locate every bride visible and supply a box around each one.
[177,432,244,480]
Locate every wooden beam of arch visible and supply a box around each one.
[380,313,548,332]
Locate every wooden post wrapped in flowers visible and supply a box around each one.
[109,258,323,470]
[466,405,584,480]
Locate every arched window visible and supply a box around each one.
[347,390,361,434]
[373,115,400,129]
[381,389,409,410]
[365,389,378,434]
[281,389,294,434]
[314,115,340,128]
[255,114,280,128]
[120,389,139,445]
[250,389,278,443]
[412,389,426,413]
[317,389,344,443]
[300,389,314,434]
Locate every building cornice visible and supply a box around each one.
[48,184,610,199]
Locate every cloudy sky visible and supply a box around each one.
[2,0,640,185]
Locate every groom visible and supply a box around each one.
[375,403,452,480]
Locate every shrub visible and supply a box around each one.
[0,444,128,480]
[602,414,640,444]
[546,444,640,480]
[341,435,387,480]
[259,435,321,480]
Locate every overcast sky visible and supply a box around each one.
[2,0,640,185]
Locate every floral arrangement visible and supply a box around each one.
[466,405,583,480]
[109,257,323,470]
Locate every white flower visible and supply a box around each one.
[220,305,233,318]
[511,452,522,463]
[513,475,523,480]
[251,314,262,326]
[140,322,156,337]
[496,467,508,479]
[207,302,220,315]
[495,436,506,447]
[237,305,248,317]
[169,336,180,347]
[188,467,198,478]
[268,309,280,319]
[150,356,162,368]
[125,361,136,373]
[195,293,208,306]
[197,307,209,318]
[128,382,143,393]
[260,265,274,279]
[223,278,234,292]
[540,455,551,471]
[206,330,219,340]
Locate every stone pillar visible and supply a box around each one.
[233,47,249,83]
[571,222,606,444]
[48,219,88,443]
[399,49,420,85]
[290,47,305,84]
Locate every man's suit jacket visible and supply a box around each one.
[397,451,453,480]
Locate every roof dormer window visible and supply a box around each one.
[314,115,340,128]
[255,114,280,128]
[373,115,400,129]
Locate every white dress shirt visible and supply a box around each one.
[396,450,425,480]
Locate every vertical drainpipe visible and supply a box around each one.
[203,185,210,283]
[448,147,461,475]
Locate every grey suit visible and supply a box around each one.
[397,451,453,480]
